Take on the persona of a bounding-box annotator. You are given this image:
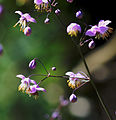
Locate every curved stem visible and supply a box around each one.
[35,58,49,74]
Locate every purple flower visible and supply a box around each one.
[14,11,36,31]
[86,20,113,39]
[67,23,81,37]
[29,59,36,69]
[65,71,89,89]
[16,74,36,92]
[34,0,51,12]
[69,94,77,103]
[76,10,83,19]
[26,84,46,99]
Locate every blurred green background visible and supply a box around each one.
[0,0,116,120]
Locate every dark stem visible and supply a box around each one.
[35,58,49,74]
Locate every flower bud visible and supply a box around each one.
[24,26,31,36]
[67,0,73,3]
[0,44,3,55]
[76,10,83,19]
[69,94,77,103]
[52,67,56,71]
[44,18,50,24]
[29,59,36,69]
[55,9,61,15]
[88,40,95,49]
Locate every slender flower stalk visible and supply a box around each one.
[52,9,113,120]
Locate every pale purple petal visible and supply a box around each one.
[85,29,96,36]
[65,72,74,76]
[98,20,111,27]
[16,74,25,79]
[15,11,23,16]
[36,87,46,92]
[30,80,37,85]
[23,13,36,23]
[99,26,108,34]
[76,72,86,79]
[34,0,43,5]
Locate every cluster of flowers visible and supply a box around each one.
[67,10,113,49]
[17,58,90,101]
[14,0,60,36]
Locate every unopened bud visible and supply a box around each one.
[67,0,73,3]
[0,44,3,55]
[24,26,31,36]
[44,18,50,24]
[29,59,36,69]
[76,10,83,19]
[69,94,77,103]
[55,9,61,15]
[52,67,56,71]
[88,40,95,49]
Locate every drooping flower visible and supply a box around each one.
[26,84,46,99]
[44,18,50,24]
[69,94,77,103]
[16,74,37,92]
[86,20,113,39]
[88,40,95,49]
[65,71,89,89]
[24,26,32,36]
[29,59,36,69]
[34,0,51,12]
[67,23,81,37]
[14,11,36,31]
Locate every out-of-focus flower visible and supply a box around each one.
[59,96,69,106]
[67,23,81,37]
[0,44,3,55]
[0,4,3,15]
[34,0,51,12]
[55,9,61,15]
[16,74,36,92]
[88,40,95,49]
[44,18,50,24]
[51,110,60,119]
[69,94,77,103]
[26,84,46,99]
[29,59,36,69]
[86,20,113,39]
[24,26,32,36]
[14,11,36,31]
[67,0,73,3]
[65,71,89,89]
[76,10,83,19]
